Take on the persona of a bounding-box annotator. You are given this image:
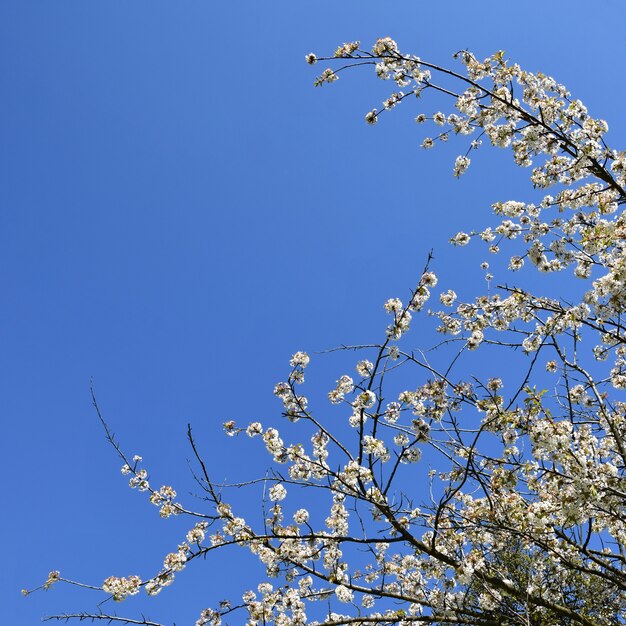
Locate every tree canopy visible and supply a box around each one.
[27,38,626,626]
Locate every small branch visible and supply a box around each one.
[44,613,164,626]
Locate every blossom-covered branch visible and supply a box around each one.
[28,39,626,626]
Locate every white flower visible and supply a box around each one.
[269,483,287,502]
[223,420,237,436]
[467,329,484,350]
[102,575,142,602]
[335,584,354,603]
[384,401,401,423]
[384,297,403,314]
[353,390,376,409]
[317,68,338,85]
[329,374,354,404]
[451,232,470,246]
[336,375,354,393]
[454,155,471,177]
[196,608,222,626]
[290,351,310,368]
[363,436,389,461]
[242,590,256,603]
[159,485,176,499]
[274,382,290,397]
[394,432,409,446]
[356,359,373,378]
[246,422,263,437]
[187,522,208,544]
[372,37,398,55]
[401,447,422,463]
[365,110,378,125]
[421,271,438,287]
[440,290,457,306]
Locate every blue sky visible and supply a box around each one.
[3,1,626,624]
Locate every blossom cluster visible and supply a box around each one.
[121,456,182,518]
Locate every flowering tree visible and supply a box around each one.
[26,39,626,626]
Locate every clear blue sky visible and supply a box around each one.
[3,1,626,624]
